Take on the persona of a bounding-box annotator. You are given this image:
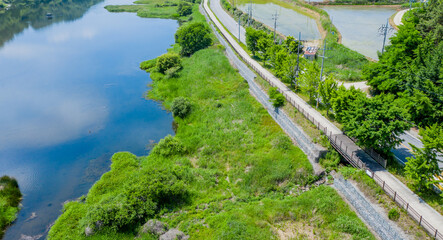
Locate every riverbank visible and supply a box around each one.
[0,176,21,239]
[48,1,375,239]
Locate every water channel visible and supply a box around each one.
[237,1,321,40]
[321,5,398,60]
[0,0,177,238]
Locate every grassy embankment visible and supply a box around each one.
[48,2,375,239]
[0,176,22,239]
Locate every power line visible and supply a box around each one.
[272,11,278,43]
[378,18,394,54]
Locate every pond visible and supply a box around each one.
[237,1,321,40]
[0,0,177,238]
[321,5,397,60]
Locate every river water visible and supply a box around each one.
[237,2,321,40]
[321,5,397,60]
[0,0,177,238]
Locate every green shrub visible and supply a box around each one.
[272,94,285,108]
[156,53,181,74]
[140,59,157,71]
[268,87,285,108]
[151,135,186,156]
[177,1,192,16]
[272,134,293,151]
[81,166,189,233]
[175,22,212,56]
[0,175,22,238]
[388,208,400,221]
[320,149,341,171]
[171,96,191,118]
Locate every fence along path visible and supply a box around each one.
[202,0,443,238]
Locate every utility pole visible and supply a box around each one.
[294,32,301,90]
[238,17,241,42]
[247,0,253,26]
[378,18,393,54]
[317,40,328,108]
[272,11,278,43]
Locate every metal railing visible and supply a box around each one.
[202,1,443,238]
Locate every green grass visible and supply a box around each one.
[49,1,375,239]
[105,0,186,20]
[0,176,22,239]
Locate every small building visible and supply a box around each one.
[303,46,318,60]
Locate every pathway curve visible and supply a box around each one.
[203,0,443,238]
[393,9,409,27]
[210,0,246,44]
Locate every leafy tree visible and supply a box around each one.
[268,87,285,108]
[245,27,267,56]
[300,61,320,103]
[257,36,272,65]
[171,96,191,118]
[318,76,338,116]
[342,94,411,156]
[405,145,440,192]
[420,124,443,153]
[177,1,192,16]
[331,86,366,122]
[156,53,181,74]
[175,22,212,56]
[283,36,301,54]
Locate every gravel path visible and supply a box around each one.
[333,174,408,240]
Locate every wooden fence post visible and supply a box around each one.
[419,216,422,226]
[382,181,385,190]
[393,192,397,201]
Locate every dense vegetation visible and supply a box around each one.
[49,2,375,239]
[0,176,22,239]
[361,0,442,192]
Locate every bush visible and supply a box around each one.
[175,22,212,56]
[177,2,192,16]
[156,53,181,74]
[268,87,285,108]
[151,135,186,156]
[82,167,189,233]
[388,208,400,221]
[0,176,22,238]
[171,97,191,118]
[140,59,157,71]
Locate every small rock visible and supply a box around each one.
[85,226,94,237]
[159,229,189,240]
[140,219,168,235]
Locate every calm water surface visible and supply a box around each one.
[321,6,397,59]
[0,0,177,238]
[238,2,321,40]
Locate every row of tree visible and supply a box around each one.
[362,0,442,192]
[246,16,442,194]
